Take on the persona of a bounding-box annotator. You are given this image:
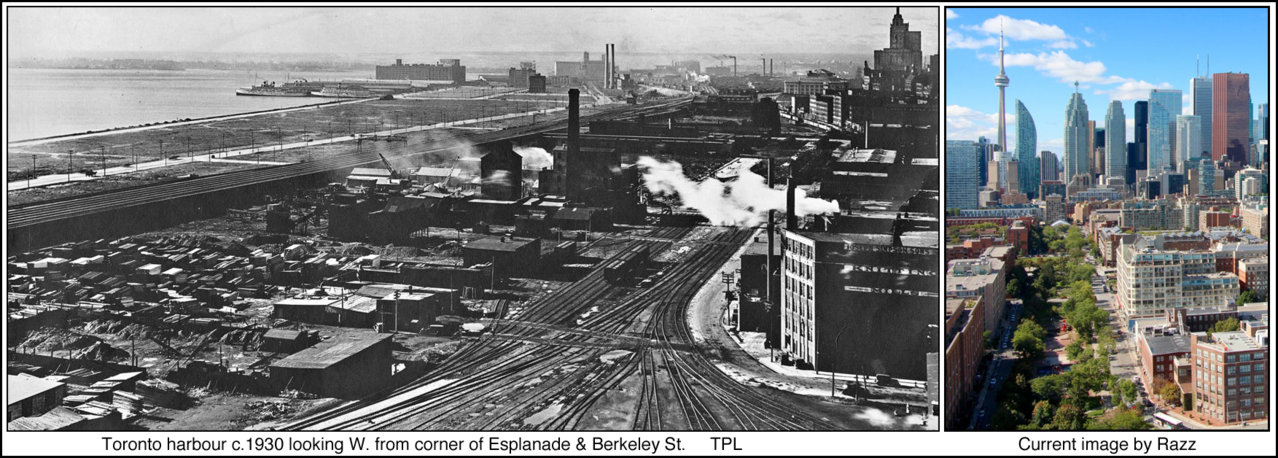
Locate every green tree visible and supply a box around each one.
[1117,379,1138,406]
[1236,290,1259,305]
[1050,402,1086,430]
[1030,374,1069,403]
[1012,320,1047,361]
[1090,408,1151,430]
[1029,400,1055,429]
[1159,383,1182,407]
[1208,317,1241,335]
[1007,277,1023,299]
[1065,340,1086,361]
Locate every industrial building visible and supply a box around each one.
[269,332,394,399]
[375,58,466,83]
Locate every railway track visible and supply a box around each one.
[284,225,840,431]
[8,98,691,229]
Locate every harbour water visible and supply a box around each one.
[6,68,371,141]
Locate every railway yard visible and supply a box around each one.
[7,83,938,431]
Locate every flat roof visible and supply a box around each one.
[1208,332,1264,352]
[8,374,65,404]
[465,236,537,252]
[1143,333,1191,356]
[271,333,391,370]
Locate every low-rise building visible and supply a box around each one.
[946,256,1005,334]
[944,297,985,429]
[1238,257,1268,300]
[269,332,394,399]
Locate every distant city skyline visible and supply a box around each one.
[946,7,1268,159]
[8,6,938,59]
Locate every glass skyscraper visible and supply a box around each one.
[1176,115,1203,172]
[1191,75,1213,159]
[946,140,980,210]
[1128,101,1149,184]
[1148,89,1182,172]
[1105,100,1126,181]
[1063,82,1090,186]
[1015,100,1038,198]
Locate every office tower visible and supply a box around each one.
[976,136,992,187]
[1198,158,1215,195]
[1191,74,1213,158]
[1015,100,1038,198]
[1132,101,1149,182]
[1212,72,1250,165]
[1148,89,1183,172]
[1093,126,1105,177]
[1260,102,1270,141]
[1176,115,1203,172]
[1105,100,1126,181]
[946,140,980,210]
[1064,82,1091,188]
[1125,142,1139,184]
[1040,150,1059,182]
[995,25,1010,160]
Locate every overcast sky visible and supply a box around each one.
[8,6,937,59]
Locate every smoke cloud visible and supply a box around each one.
[514,145,554,170]
[637,156,839,226]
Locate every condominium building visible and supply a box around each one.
[1238,257,1268,300]
[946,256,1006,334]
[1240,202,1269,239]
[1116,235,1238,318]
[1190,331,1268,424]
[946,140,981,210]
[945,297,985,429]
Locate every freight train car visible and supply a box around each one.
[602,244,650,284]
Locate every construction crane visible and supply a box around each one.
[377,153,402,179]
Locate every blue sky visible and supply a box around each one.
[946,7,1269,159]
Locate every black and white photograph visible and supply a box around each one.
[4,3,940,437]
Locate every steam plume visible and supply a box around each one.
[637,156,839,226]
[513,145,554,170]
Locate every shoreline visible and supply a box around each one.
[7,98,361,146]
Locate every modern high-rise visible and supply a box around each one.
[994,25,1010,159]
[1063,82,1091,188]
[1259,102,1270,141]
[1015,100,1039,199]
[1130,101,1149,184]
[1176,115,1203,172]
[1105,100,1126,181]
[1212,72,1250,165]
[1148,89,1183,173]
[946,140,980,210]
[1191,75,1214,159]
[1040,150,1059,181]
[977,136,992,188]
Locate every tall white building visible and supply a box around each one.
[1105,100,1126,181]
[1176,115,1203,171]
[1148,89,1183,173]
[1064,82,1091,187]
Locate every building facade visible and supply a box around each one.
[1064,83,1091,187]
[1212,72,1250,165]
[1148,89,1183,173]
[375,59,466,83]
[1191,75,1214,159]
[1106,100,1127,181]
[946,140,980,210]
[1176,115,1203,172]
[1016,100,1039,199]
[1191,331,1268,424]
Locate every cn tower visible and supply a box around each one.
[994,22,1010,188]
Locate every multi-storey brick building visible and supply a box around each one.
[944,297,985,429]
[1191,331,1268,424]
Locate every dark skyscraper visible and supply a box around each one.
[977,136,991,187]
[1212,72,1250,165]
[1126,142,1139,184]
[1133,100,1149,178]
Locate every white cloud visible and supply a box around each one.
[1082,39,1094,47]
[1048,40,1077,49]
[946,105,999,141]
[947,27,997,49]
[1126,118,1135,143]
[986,50,1126,85]
[1182,93,1192,115]
[1100,80,1174,101]
[963,14,1068,41]
[946,9,958,20]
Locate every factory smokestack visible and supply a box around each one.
[610,43,617,89]
[770,59,773,76]
[785,179,797,230]
[603,45,610,89]
[568,89,580,157]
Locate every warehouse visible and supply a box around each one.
[269,332,394,398]
[462,236,540,279]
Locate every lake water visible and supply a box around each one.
[6,68,373,141]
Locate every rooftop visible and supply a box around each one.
[271,333,391,370]
[464,236,537,252]
[1144,333,1191,356]
[1196,331,1265,352]
[8,373,65,403]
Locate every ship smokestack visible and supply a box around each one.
[785,179,797,230]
